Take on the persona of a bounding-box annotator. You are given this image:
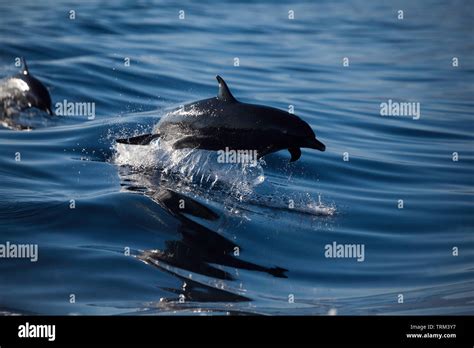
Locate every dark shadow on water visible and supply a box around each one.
[118,165,288,302]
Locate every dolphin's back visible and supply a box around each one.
[155,98,307,156]
[158,97,309,135]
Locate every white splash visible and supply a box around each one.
[113,137,265,197]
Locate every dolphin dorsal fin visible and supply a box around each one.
[20,57,29,75]
[216,75,236,102]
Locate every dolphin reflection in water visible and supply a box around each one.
[118,166,287,303]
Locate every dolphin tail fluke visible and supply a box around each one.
[116,133,160,145]
[288,147,301,162]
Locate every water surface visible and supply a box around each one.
[0,0,473,315]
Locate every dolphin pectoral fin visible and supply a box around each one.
[288,147,301,162]
[173,135,219,150]
[116,133,160,145]
[173,136,202,149]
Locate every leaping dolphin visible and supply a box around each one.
[117,75,325,162]
[0,57,53,116]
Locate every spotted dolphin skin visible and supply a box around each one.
[117,75,325,162]
[1,57,53,116]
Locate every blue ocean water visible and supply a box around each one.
[0,0,473,315]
